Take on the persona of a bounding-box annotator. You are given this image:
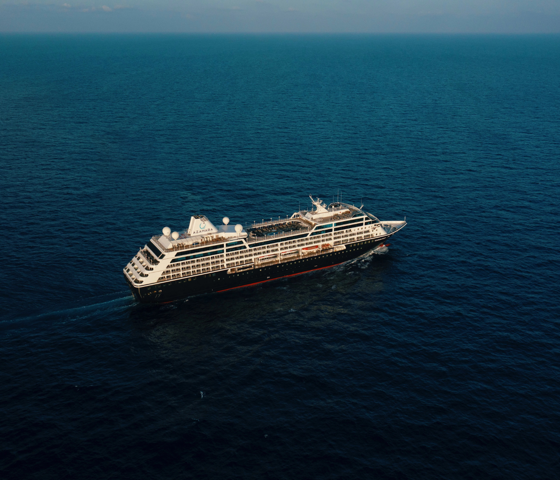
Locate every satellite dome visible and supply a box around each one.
[235,224,243,234]
[223,217,230,225]
[162,227,171,236]
[171,231,179,240]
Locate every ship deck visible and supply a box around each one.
[149,208,361,254]
[247,219,308,238]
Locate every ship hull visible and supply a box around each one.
[125,238,386,304]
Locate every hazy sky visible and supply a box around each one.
[1,0,560,33]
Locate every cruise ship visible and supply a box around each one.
[123,196,406,304]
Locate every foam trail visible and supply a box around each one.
[3,294,135,325]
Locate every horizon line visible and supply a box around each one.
[2,31,560,35]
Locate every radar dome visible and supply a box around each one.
[162,227,171,236]
[171,231,179,240]
[235,224,243,234]
[223,217,230,225]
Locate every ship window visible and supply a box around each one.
[334,218,362,227]
[175,245,225,257]
[147,241,165,259]
[173,250,224,262]
[334,224,361,232]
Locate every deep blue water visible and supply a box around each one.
[1,34,560,479]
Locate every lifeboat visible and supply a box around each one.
[228,264,254,274]
[257,253,278,263]
[302,246,319,251]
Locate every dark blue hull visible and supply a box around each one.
[125,238,386,304]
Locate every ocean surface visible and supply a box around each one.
[1,34,559,479]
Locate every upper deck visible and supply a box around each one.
[247,219,307,239]
[149,219,310,255]
[146,200,379,257]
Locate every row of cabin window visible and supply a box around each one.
[171,230,343,267]
[172,259,224,268]
[158,237,370,280]
[311,217,368,231]
[334,225,370,236]
[166,258,224,274]
[227,252,253,260]
[173,242,242,258]
[171,249,225,263]
[230,238,324,257]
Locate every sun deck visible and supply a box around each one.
[247,219,308,238]
[297,209,354,223]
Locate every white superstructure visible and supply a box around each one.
[124,197,406,288]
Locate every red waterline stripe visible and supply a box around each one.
[217,262,343,293]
